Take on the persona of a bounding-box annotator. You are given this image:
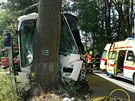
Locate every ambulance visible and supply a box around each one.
[100,44,111,70]
[106,37,135,85]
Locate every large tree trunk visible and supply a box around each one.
[32,0,61,92]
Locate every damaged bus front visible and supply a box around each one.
[17,13,85,90]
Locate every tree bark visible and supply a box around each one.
[32,0,61,92]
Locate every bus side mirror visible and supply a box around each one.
[3,32,11,47]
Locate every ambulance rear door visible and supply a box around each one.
[107,50,118,76]
[100,44,111,70]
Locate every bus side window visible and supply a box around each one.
[126,51,134,61]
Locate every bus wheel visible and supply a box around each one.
[133,74,135,85]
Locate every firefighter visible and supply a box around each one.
[87,50,93,72]
[93,52,101,69]
[80,51,88,69]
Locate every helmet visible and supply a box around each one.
[89,51,92,54]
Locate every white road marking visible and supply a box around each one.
[94,73,135,93]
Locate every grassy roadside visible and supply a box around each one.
[0,72,23,101]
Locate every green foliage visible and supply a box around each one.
[0,34,4,48]
[75,0,100,32]
[1,0,38,14]
[0,74,23,101]
[0,0,39,48]
[63,0,134,52]
[31,72,37,82]
[0,11,18,48]
[74,0,107,51]
[0,0,39,31]
[66,85,77,96]
[0,11,17,34]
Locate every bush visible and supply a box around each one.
[0,73,24,101]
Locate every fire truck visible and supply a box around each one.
[106,38,135,85]
[0,47,19,72]
[17,13,85,90]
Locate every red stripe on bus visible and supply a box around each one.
[124,66,135,70]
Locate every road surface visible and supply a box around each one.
[87,70,135,100]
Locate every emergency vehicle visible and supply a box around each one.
[0,48,9,69]
[0,47,19,70]
[17,13,85,90]
[100,44,111,70]
[106,38,135,85]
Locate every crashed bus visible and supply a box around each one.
[17,13,85,90]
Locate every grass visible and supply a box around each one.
[0,67,2,72]
[0,72,23,101]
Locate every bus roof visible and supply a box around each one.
[18,12,38,30]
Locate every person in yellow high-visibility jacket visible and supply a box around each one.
[87,50,93,72]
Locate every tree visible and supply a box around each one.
[0,0,39,49]
[1,0,38,14]
[111,0,131,40]
[0,0,39,34]
[72,0,135,53]
[74,0,105,52]
[32,0,61,91]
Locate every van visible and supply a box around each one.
[100,44,111,70]
[106,38,135,85]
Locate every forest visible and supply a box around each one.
[0,0,134,52]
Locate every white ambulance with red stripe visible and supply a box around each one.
[106,38,135,85]
[100,44,111,70]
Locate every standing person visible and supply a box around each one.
[87,50,93,72]
[93,52,101,70]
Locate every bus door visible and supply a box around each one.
[107,51,118,75]
[117,50,126,76]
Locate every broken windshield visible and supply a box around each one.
[19,14,79,67]
[19,20,36,67]
[59,15,79,55]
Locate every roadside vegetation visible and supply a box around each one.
[0,72,23,101]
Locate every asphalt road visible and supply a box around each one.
[87,71,135,100]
